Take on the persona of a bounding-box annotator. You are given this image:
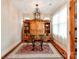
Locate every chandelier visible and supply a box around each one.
[33,4,41,19]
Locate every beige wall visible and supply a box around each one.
[1,0,21,56]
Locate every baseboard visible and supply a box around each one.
[50,40,68,59]
[1,41,22,59]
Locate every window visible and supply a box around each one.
[52,5,67,39]
[53,25,58,35]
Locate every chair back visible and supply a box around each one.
[39,35,46,40]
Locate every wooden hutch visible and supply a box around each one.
[22,19,50,42]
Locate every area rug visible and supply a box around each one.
[16,44,53,54]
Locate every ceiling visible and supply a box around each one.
[11,0,68,19]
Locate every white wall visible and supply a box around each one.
[52,4,68,50]
[1,0,21,56]
[51,3,70,59]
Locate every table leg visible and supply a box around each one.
[32,40,35,51]
[40,40,43,51]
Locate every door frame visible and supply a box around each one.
[70,0,75,59]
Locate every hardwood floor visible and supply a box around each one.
[50,40,68,59]
[5,43,64,59]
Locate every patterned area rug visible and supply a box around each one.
[16,44,53,54]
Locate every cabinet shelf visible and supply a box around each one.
[45,22,50,34]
